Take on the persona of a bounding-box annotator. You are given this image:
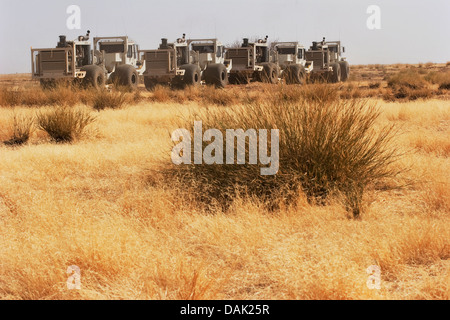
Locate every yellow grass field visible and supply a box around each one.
[0,65,449,300]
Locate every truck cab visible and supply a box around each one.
[31,31,92,81]
[272,42,313,73]
[93,36,145,77]
[189,39,231,72]
[225,37,278,84]
[306,37,349,82]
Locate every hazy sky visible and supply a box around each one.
[0,0,448,74]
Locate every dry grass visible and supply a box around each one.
[36,106,96,143]
[388,69,427,90]
[2,110,34,146]
[381,68,450,101]
[91,90,128,111]
[166,88,400,217]
[1,62,449,109]
[425,70,450,91]
[0,85,142,109]
[0,73,448,300]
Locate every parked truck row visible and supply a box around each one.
[31,31,350,90]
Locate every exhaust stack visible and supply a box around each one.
[160,38,168,49]
[57,35,67,48]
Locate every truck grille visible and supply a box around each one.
[305,51,325,70]
[145,51,172,74]
[226,48,250,70]
[38,50,68,75]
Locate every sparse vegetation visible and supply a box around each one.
[0,85,141,108]
[425,70,450,85]
[0,67,448,300]
[382,68,449,101]
[388,69,427,90]
[0,85,82,107]
[91,90,128,110]
[167,88,400,218]
[3,110,34,145]
[369,82,381,89]
[36,106,96,142]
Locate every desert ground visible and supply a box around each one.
[0,63,449,300]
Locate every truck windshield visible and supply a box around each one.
[99,43,125,53]
[277,47,295,55]
[192,45,214,53]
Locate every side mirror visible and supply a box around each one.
[342,47,346,53]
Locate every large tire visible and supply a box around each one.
[144,77,157,91]
[330,63,341,83]
[339,61,350,82]
[81,65,105,89]
[260,62,279,84]
[180,64,201,87]
[204,64,228,88]
[283,65,306,85]
[112,65,139,89]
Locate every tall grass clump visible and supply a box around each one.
[91,90,128,110]
[3,111,35,146]
[272,83,339,104]
[167,92,400,218]
[0,87,22,106]
[36,106,96,143]
[386,69,435,100]
[388,69,427,90]
[0,85,88,107]
[149,86,173,103]
[425,70,450,90]
[201,86,237,106]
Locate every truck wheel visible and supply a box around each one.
[81,65,105,89]
[180,64,201,87]
[283,65,306,85]
[330,63,341,83]
[113,65,139,90]
[339,61,350,82]
[204,64,228,88]
[260,63,279,84]
[144,77,157,91]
